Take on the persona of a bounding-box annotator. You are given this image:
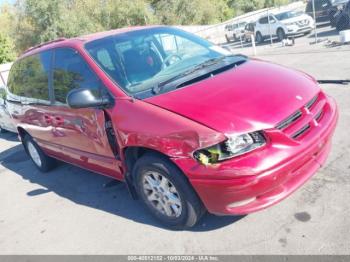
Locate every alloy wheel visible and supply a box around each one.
[142,171,182,218]
[27,141,42,167]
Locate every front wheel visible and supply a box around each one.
[277,28,286,42]
[255,32,264,44]
[133,153,205,229]
[23,135,57,172]
[233,34,238,42]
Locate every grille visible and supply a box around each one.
[305,94,318,109]
[276,110,302,130]
[276,93,326,140]
[297,20,310,27]
[292,124,310,139]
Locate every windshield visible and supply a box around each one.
[85,27,234,97]
[275,11,303,21]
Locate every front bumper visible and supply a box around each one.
[286,25,313,35]
[173,94,338,215]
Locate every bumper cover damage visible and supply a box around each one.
[172,96,338,215]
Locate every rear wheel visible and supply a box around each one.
[133,153,205,229]
[256,32,263,44]
[23,135,57,172]
[277,28,286,42]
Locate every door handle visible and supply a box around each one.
[54,116,65,126]
[44,114,53,124]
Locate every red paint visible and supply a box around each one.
[10,26,338,215]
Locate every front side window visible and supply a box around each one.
[53,48,101,104]
[85,27,237,98]
[259,17,269,24]
[7,51,51,101]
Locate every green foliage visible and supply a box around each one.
[0,33,15,63]
[0,3,13,37]
[228,0,290,15]
[152,0,233,25]
[0,0,292,55]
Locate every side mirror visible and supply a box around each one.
[67,88,112,109]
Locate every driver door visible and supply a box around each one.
[43,47,123,179]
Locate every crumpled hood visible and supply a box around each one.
[145,59,320,134]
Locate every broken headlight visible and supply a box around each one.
[194,132,266,165]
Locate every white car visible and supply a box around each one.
[255,11,315,43]
[224,21,247,42]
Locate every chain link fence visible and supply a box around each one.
[181,0,350,56]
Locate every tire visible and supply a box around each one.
[233,34,238,42]
[23,135,57,172]
[277,28,286,42]
[256,32,263,44]
[336,15,350,32]
[133,153,205,229]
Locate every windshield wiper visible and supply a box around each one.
[184,55,233,74]
[152,54,246,95]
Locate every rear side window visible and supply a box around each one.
[259,17,269,24]
[7,51,51,101]
[53,48,101,104]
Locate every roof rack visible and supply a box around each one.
[23,38,67,54]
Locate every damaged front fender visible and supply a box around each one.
[108,98,226,159]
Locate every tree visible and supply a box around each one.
[0,33,15,63]
[95,0,156,29]
[228,0,290,15]
[12,0,66,52]
[11,0,156,52]
[6,0,292,54]
[0,3,13,37]
[152,0,233,25]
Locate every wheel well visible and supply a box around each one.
[124,146,171,174]
[123,146,182,200]
[17,127,29,141]
[277,27,284,33]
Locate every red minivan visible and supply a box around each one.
[6,26,338,228]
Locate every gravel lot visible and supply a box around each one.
[0,26,349,255]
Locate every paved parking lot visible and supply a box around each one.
[223,24,342,54]
[0,30,349,254]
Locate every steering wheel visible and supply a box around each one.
[161,54,182,69]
